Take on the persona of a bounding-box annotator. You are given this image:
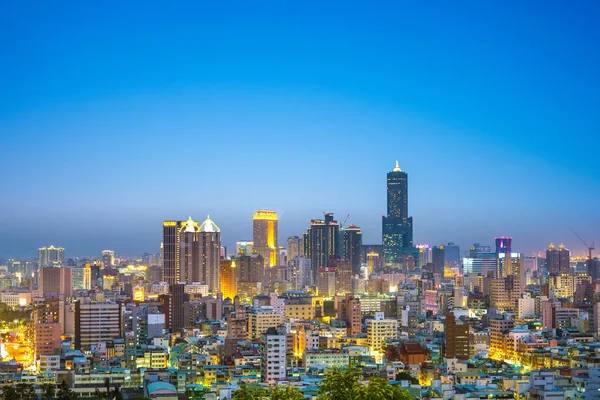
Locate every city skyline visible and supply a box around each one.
[2,2,599,258]
[3,160,597,260]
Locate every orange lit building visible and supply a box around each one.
[253,210,278,268]
[220,259,237,299]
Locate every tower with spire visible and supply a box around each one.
[382,161,414,265]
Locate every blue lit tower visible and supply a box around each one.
[382,161,414,265]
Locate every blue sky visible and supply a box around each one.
[1,1,599,258]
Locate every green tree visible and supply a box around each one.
[232,382,269,400]
[317,367,411,400]
[2,386,19,400]
[395,371,419,385]
[42,385,56,400]
[316,367,364,400]
[57,380,76,400]
[269,384,305,400]
[15,384,36,400]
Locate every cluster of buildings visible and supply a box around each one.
[0,162,599,400]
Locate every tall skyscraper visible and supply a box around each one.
[253,210,279,268]
[161,216,221,292]
[546,243,570,274]
[382,161,413,265]
[432,246,445,275]
[304,213,340,280]
[38,245,65,268]
[343,225,362,275]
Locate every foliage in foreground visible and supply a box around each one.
[232,367,411,400]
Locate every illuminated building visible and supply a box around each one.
[38,245,64,267]
[546,243,570,274]
[287,236,303,262]
[253,210,279,268]
[344,225,362,275]
[416,244,432,268]
[83,262,92,290]
[235,240,254,256]
[444,242,460,268]
[382,161,413,265]
[489,316,514,360]
[219,259,237,299]
[102,250,115,269]
[248,306,283,339]
[133,286,145,302]
[367,312,398,352]
[162,216,221,292]
[304,213,340,280]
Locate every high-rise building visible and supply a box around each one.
[444,242,460,268]
[162,216,221,292]
[253,210,278,269]
[382,161,413,265]
[287,236,303,262]
[336,294,362,336]
[235,254,266,283]
[219,259,237,300]
[343,225,362,276]
[432,246,445,275]
[38,245,64,268]
[445,311,470,359]
[102,250,115,269]
[198,216,221,293]
[546,243,570,274]
[289,256,312,290]
[38,267,72,297]
[260,327,287,383]
[362,245,384,271]
[304,213,340,280]
[74,301,122,350]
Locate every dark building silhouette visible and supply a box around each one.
[344,225,363,275]
[382,161,413,265]
[546,243,570,274]
[304,213,340,281]
[432,246,445,276]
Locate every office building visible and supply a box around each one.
[304,213,340,280]
[260,327,287,383]
[38,245,64,268]
[39,267,72,297]
[546,243,570,274]
[382,161,413,265]
[235,254,265,284]
[253,210,278,268]
[343,225,362,275]
[75,301,122,350]
[102,250,115,269]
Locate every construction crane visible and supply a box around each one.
[570,228,595,272]
[341,214,350,228]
